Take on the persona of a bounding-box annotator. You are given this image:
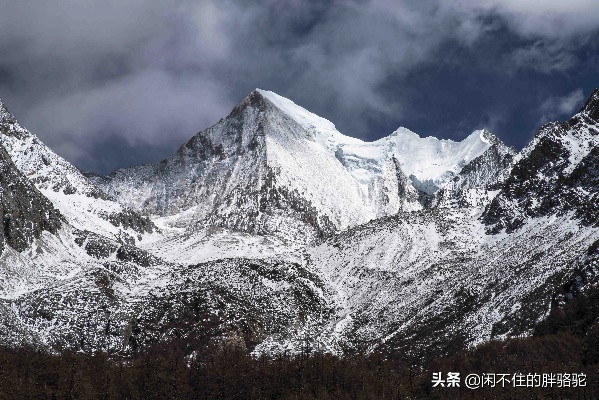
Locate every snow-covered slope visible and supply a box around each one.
[298,209,597,358]
[292,89,599,358]
[0,215,333,353]
[259,90,491,191]
[0,96,335,352]
[0,100,155,243]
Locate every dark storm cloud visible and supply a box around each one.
[0,0,598,173]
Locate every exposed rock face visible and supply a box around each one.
[433,131,516,209]
[103,209,155,235]
[0,143,62,252]
[0,101,106,199]
[581,87,599,121]
[91,91,353,243]
[127,258,333,353]
[307,207,597,359]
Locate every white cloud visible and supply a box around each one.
[537,89,585,125]
[450,0,599,39]
[507,41,578,74]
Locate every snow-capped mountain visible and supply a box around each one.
[91,89,501,245]
[0,88,598,361]
[296,90,599,358]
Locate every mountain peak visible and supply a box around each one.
[254,88,292,105]
[248,89,364,150]
[578,87,599,121]
[0,99,17,125]
[477,129,504,147]
[227,88,309,122]
[389,127,421,140]
[230,88,290,110]
[254,89,339,130]
[228,89,271,117]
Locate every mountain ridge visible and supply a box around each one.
[0,87,597,361]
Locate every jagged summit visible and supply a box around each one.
[578,87,599,121]
[254,89,497,174]
[483,87,599,233]
[0,100,22,139]
[254,89,361,148]
[378,127,494,194]
[247,89,499,196]
[94,89,369,241]
[0,98,155,240]
[227,89,269,117]
[225,88,367,160]
[0,99,15,122]
[479,128,504,145]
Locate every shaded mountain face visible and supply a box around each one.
[0,144,61,252]
[483,88,599,233]
[92,90,503,243]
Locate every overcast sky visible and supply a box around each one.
[0,0,598,173]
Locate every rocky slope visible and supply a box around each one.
[0,143,62,253]
[433,131,516,208]
[483,88,599,233]
[302,208,597,359]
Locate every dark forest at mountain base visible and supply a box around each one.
[0,333,596,399]
[1,285,598,400]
